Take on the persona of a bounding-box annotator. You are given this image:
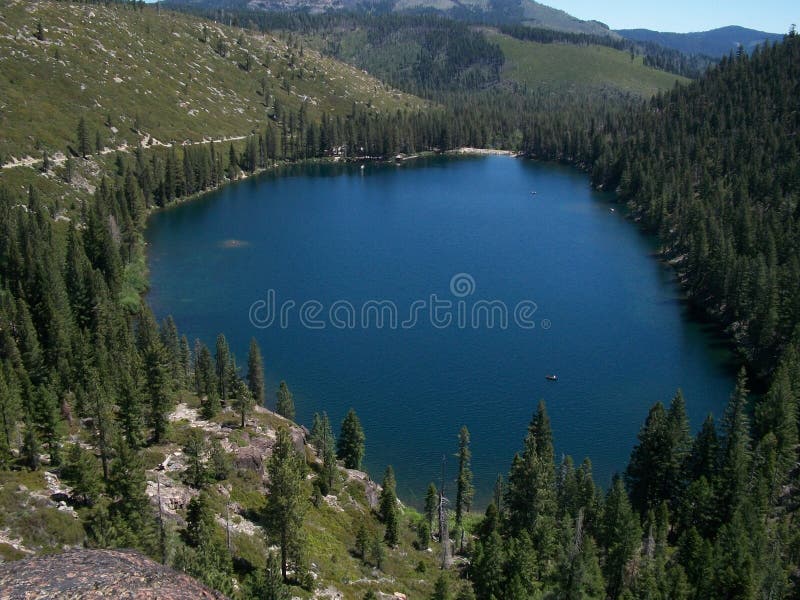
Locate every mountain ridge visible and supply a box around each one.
[166,0,620,36]
[616,25,784,57]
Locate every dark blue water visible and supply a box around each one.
[146,155,735,506]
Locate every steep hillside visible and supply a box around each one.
[0,0,424,163]
[617,25,783,57]
[488,30,688,96]
[0,397,446,599]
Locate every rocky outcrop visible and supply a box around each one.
[0,548,228,599]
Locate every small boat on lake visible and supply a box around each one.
[545,374,558,381]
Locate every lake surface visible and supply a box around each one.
[146,155,735,506]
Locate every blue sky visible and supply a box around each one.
[544,1,796,33]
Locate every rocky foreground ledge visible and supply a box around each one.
[0,548,227,599]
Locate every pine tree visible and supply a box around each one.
[184,429,209,489]
[209,438,232,481]
[369,534,386,569]
[380,465,399,546]
[337,408,365,469]
[355,521,369,561]
[320,426,337,495]
[0,366,21,467]
[555,511,605,600]
[233,378,254,429]
[454,425,474,555]
[718,367,752,522]
[264,426,308,581]
[143,340,171,444]
[470,503,505,600]
[505,400,557,572]
[275,380,295,421]
[85,369,115,481]
[21,414,40,470]
[194,341,219,416]
[184,490,233,591]
[61,444,103,506]
[179,335,192,386]
[77,117,90,158]
[455,426,474,534]
[625,402,670,514]
[600,475,641,599]
[685,414,719,482]
[431,573,453,600]
[246,337,265,405]
[455,585,476,600]
[665,390,692,505]
[504,531,540,598]
[160,316,181,381]
[249,551,290,600]
[424,482,438,533]
[754,361,798,486]
[107,440,157,554]
[417,518,431,550]
[214,334,230,402]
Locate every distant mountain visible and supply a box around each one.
[168,0,619,36]
[616,25,783,57]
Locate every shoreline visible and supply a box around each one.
[145,147,520,215]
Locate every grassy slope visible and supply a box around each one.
[0,0,424,161]
[489,31,689,97]
[0,394,446,598]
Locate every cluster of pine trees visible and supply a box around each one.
[593,35,800,375]
[461,376,798,599]
[0,171,375,595]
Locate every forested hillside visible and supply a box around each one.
[1,1,799,599]
[592,34,800,375]
[459,37,800,600]
[0,0,425,162]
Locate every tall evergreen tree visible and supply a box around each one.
[380,465,399,546]
[143,339,171,444]
[183,490,233,592]
[337,408,365,470]
[233,378,254,429]
[718,367,752,522]
[107,440,157,554]
[275,380,295,421]
[470,503,505,600]
[246,337,265,405]
[425,482,439,534]
[61,443,103,506]
[77,116,90,158]
[599,475,640,600]
[214,334,230,402]
[455,425,474,550]
[625,402,670,514]
[505,400,557,572]
[264,426,308,582]
[555,510,605,600]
